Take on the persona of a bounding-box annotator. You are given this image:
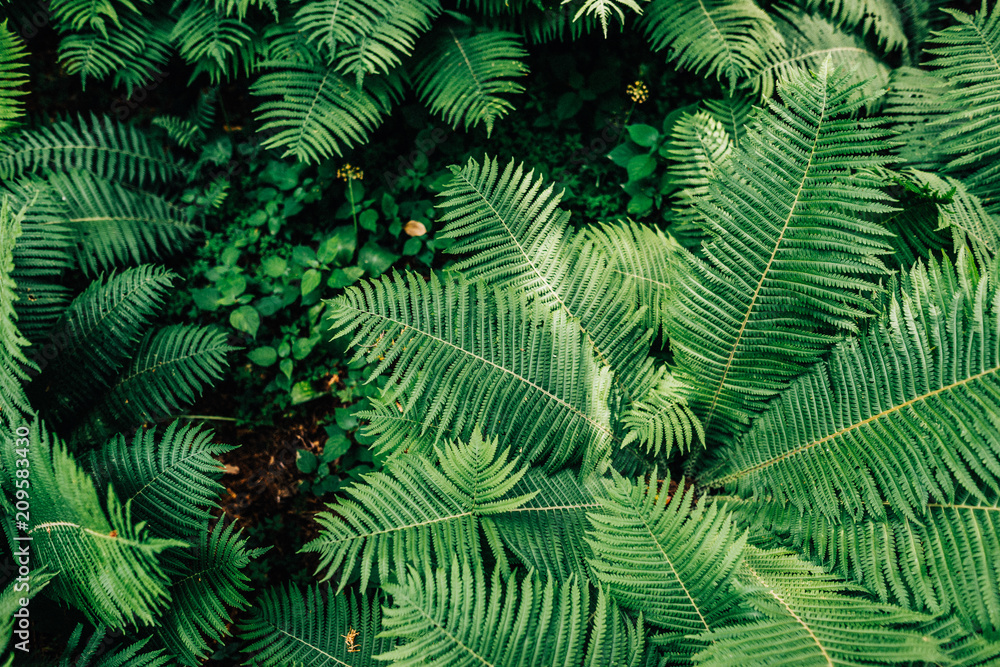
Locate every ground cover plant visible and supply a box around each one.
[2,0,1000,665]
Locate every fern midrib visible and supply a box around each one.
[328,512,473,542]
[627,494,712,633]
[342,303,618,442]
[700,75,828,435]
[449,167,638,403]
[111,337,227,391]
[258,622,354,666]
[743,563,834,667]
[448,27,484,101]
[707,363,1000,487]
[695,0,739,81]
[3,144,178,174]
[392,583,494,667]
[287,65,334,155]
[64,270,167,362]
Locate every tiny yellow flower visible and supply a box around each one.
[626,80,649,104]
[336,164,364,181]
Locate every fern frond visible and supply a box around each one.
[666,60,895,444]
[437,156,659,405]
[704,251,1000,522]
[251,60,401,163]
[0,196,32,422]
[751,6,891,103]
[49,0,149,38]
[303,429,533,591]
[85,421,234,541]
[585,587,647,667]
[884,66,955,171]
[58,14,172,94]
[504,1,600,44]
[586,472,749,654]
[412,26,528,134]
[334,0,440,86]
[5,179,74,284]
[727,490,1000,636]
[799,0,909,51]
[926,2,1000,213]
[0,114,185,185]
[660,109,734,249]
[620,373,704,457]
[48,169,198,274]
[692,546,945,666]
[328,270,616,473]
[641,0,785,90]
[155,520,266,666]
[0,20,28,134]
[293,0,395,60]
[68,324,234,445]
[0,419,184,629]
[171,1,258,84]
[377,559,589,666]
[29,265,176,425]
[50,626,170,667]
[569,0,644,38]
[489,467,600,582]
[702,91,754,148]
[239,585,395,666]
[583,220,678,341]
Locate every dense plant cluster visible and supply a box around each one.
[1,0,1000,665]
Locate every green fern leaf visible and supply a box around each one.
[334,0,440,85]
[727,490,1000,636]
[620,373,704,456]
[583,220,678,342]
[377,558,589,666]
[251,60,401,163]
[0,196,32,422]
[0,20,28,134]
[693,546,945,666]
[799,0,909,51]
[49,626,171,667]
[47,169,198,275]
[293,0,395,60]
[303,429,533,591]
[0,419,184,629]
[884,66,956,171]
[58,14,172,94]
[926,2,1000,213]
[570,0,644,38]
[171,2,258,85]
[641,0,785,90]
[239,585,396,666]
[666,60,895,444]
[412,26,528,134]
[68,324,234,445]
[48,0,150,38]
[703,252,1000,521]
[489,466,600,582]
[327,270,616,473]
[702,92,754,148]
[85,421,234,541]
[155,520,266,665]
[29,265,176,426]
[586,472,748,653]
[0,114,185,185]
[437,156,659,405]
[752,6,891,103]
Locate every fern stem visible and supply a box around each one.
[174,414,238,421]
